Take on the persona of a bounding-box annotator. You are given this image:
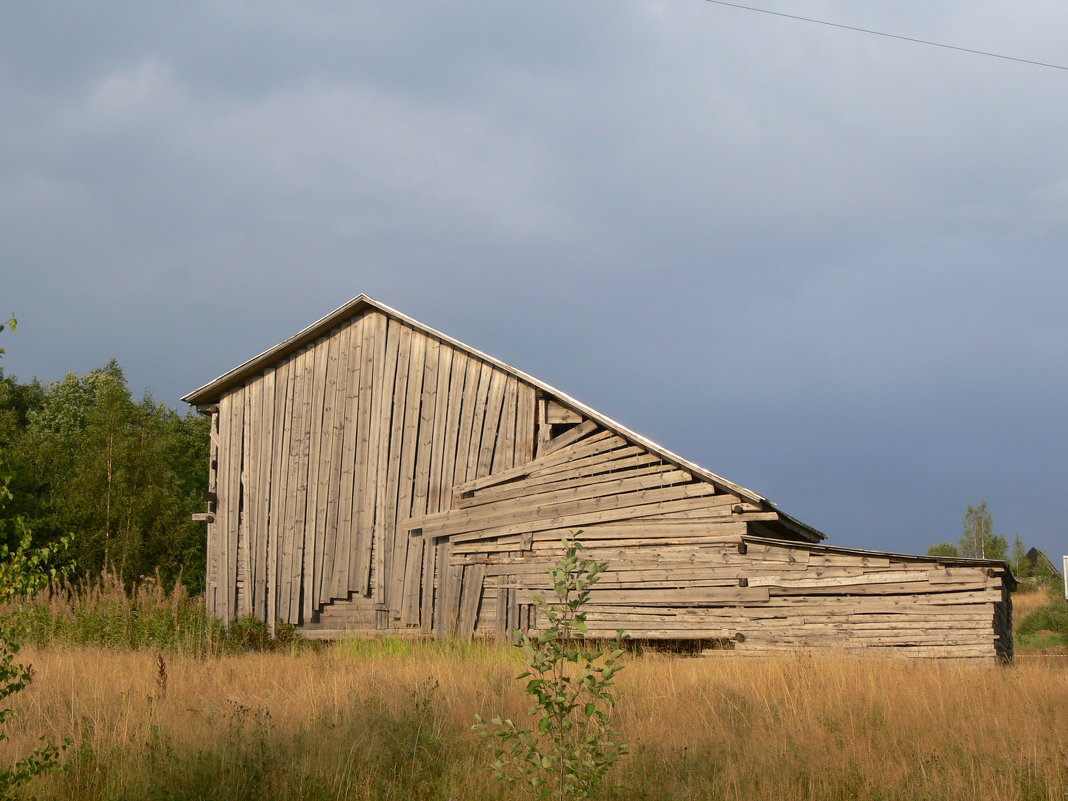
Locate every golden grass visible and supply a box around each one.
[1013,588,1056,622]
[4,641,1065,801]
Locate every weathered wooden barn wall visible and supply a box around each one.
[202,307,541,631]
[187,295,1015,661]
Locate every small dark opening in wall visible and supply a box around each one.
[624,638,736,656]
[549,422,579,439]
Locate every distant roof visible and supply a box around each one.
[183,293,826,542]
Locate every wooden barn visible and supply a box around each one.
[183,295,1015,661]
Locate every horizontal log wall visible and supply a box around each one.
[448,533,1012,660]
[396,419,1011,660]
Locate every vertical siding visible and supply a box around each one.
[208,309,541,627]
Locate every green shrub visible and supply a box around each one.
[1017,600,1068,647]
[474,537,628,801]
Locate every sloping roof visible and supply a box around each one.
[183,294,825,542]
[744,535,1017,587]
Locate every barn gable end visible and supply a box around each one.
[184,295,1015,661]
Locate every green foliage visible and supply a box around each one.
[0,359,209,590]
[0,509,71,796]
[959,502,1007,560]
[929,502,1013,562]
[474,537,627,801]
[926,542,960,558]
[0,317,13,357]
[0,317,68,794]
[1016,599,1068,647]
[1011,535,1032,579]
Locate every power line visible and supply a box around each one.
[702,0,1068,72]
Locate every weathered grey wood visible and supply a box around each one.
[438,349,467,511]
[452,357,481,487]
[458,563,486,637]
[349,311,375,596]
[318,322,349,604]
[458,463,691,510]
[464,361,493,482]
[426,343,453,515]
[266,357,291,631]
[193,301,1013,660]
[452,430,620,494]
[545,399,582,424]
[538,418,598,456]
[368,313,396,600]
[514,383,536,467]
[380,323,413,608]
[288,346,314,622]
[303,338,329,621]
[390,331,425,616]
[491,377,518,474]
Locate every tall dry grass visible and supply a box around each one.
[1013,588,1054,622]
[10,570,301,655]
[3,641,1065,801]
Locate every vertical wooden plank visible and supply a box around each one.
[280,347,308,623]
[420,531,436,631]
[492,377,518,474]
[318,323,349,605]
[463,362,492,482]
[237,384,253,618]
[439,349,468,511]
[226,387,245,622]
[369,315,399,600]
[453,358,482,486]
[289,345,315,623]
[213,393,231,621]
[401,529,424,626]
[442,551,463,638]
[378,323,412,609]
[475,369,507,478]
[352,311,381,596]
[411,337,439,521]
[390,330,425,616]
[205,410,221,618]
[302,337,329,621]
[515,382,536,467]
[426,344,452,515]
[457,563,487,638]
[535,396,552,457]
[254,368,275,619]
[432,540,450,637]
[401,338,439,625]
[333,315,363,599]
[495,585,511,640]
[266,357,292,633]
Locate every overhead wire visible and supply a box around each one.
[701,0,1068,72]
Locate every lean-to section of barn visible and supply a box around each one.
[388,420,1013,661]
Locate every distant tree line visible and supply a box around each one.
[927,501,1060,589]
[0,358,208,591]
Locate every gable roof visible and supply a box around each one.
[183,294,825,542]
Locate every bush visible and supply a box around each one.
[474,537,628,801]
[1017,598,1068,647]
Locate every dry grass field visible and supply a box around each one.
[4,637,1066,801]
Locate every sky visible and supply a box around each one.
[3,1,1066,560]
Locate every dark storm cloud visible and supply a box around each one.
[3,1,1066,557]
